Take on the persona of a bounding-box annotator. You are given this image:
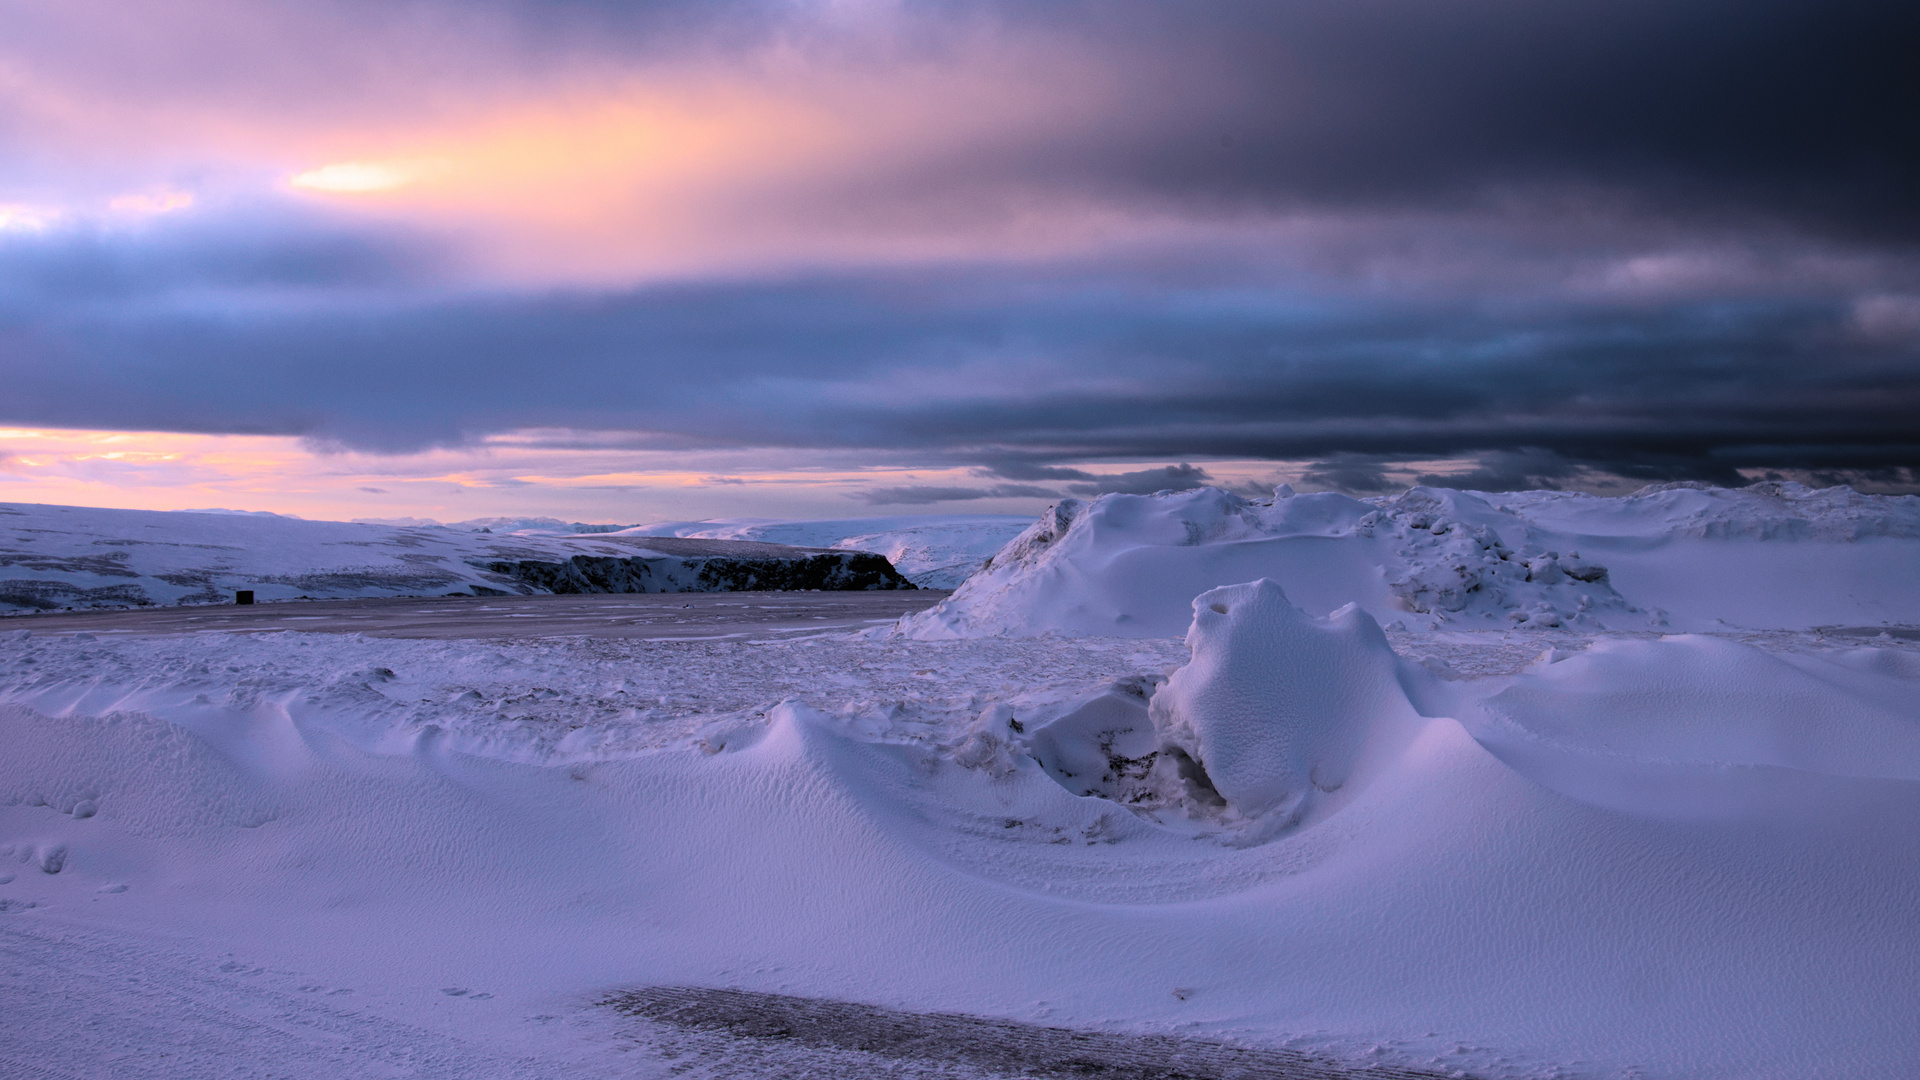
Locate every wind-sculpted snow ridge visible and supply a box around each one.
[949,580,1425,848]
[7,584,1919,1078]
[0,502,914,612]
[6,586,1920,1077]
[899,481,1920,637]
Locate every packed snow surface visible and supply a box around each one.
[5,598,1919,1077]
[902,481,1920,637]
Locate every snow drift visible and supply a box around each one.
[1147,580,1414,822]
[901,481,1920,637]
[5,578,1919,1078]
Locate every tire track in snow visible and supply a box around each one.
[608,985,1471,1080]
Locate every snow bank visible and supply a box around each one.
[1460,633,1920,820]
[0,502,911,611]
[901,482,1920,637]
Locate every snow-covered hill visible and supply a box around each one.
[0,503,913,612]
[620,515,1032,588]
[901,481,1920,637]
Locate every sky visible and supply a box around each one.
[1,0,1916,523]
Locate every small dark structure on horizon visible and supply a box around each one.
[234,590,254,605]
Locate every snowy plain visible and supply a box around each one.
[0,503,970,613]
[4,482,1920,1079]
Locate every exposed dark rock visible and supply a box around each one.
[485,550,915,594]
[0,549,140,577]
[0,580,152,610]
[252,570,469,593]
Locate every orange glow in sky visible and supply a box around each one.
[4,1,1138,284]
[0,428,1320,524]
[258,52,1127,281]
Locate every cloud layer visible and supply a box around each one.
[1,0,1915,503]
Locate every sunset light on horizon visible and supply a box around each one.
[2,0,1915,522]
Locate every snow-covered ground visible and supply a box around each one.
[0,503,921,612]
[4,482,1920,1079]
[901,481,1920,637]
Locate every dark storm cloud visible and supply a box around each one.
[852,465,1227,505]
[1040,0,1920,239]
[428,0,1919,242]
[1299,456,1401,496]
[25,0,1908,238]
[6,245,1912,477]
[1805,466,1919,491]
[973,461,1097,483]
[1066,464,1214,497]
[2,0,1917,488]
[1413,449,1588,493]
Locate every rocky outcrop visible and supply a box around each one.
[484,550,916,594]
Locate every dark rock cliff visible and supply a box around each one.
[483,551,916,594]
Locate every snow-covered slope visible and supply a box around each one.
[0,503,910,612]
[623,515,1031,589]
[5,586,1918,1078]
[901,482,1920,638]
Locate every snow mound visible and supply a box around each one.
[1148,580,1413,822]
[900,482,1920,637]
[1460,634,1920,820]
[979,580,1421,831]
[1360,486,1630,627]
[901,485,1648,637]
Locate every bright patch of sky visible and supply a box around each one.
[0,0,1914,509]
